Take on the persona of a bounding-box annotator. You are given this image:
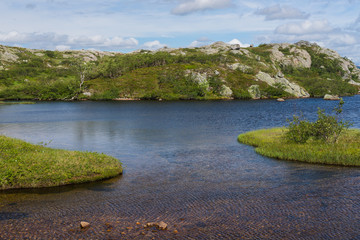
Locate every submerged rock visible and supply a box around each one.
[144,221,168,230]
[80,221,90,229]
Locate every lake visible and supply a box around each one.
[1,97,360,239]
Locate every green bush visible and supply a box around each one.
[286,115,313,143]
[286,99,351,143]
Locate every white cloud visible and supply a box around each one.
[275,20,333,35]
[55,45,71,51]
[0,31,139,49]
[189,37,212,47]
[171,0,232,15]
[142,40,167,50]
[189,40,207,47]
[329,34,357,46]
[255,5,309,20]
[228,38,250,47]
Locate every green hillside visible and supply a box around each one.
[0,41,359,101]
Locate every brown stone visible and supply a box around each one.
[158,221,167,230]
[144,221,168,230]
[80,221,90,229]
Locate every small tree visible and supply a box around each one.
[285,99,351,143]
[68,59,93,100]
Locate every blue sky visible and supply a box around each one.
[1,0,360,63]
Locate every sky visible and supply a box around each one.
[1,0,360,64]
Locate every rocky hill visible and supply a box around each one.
[0,41,359,100]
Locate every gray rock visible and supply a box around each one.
[0,46,19,62]
[248,85,261,99]
[277,98,285,102]
[256,71,310,98]
[270,44,312,68]
[227,63,252,73]
[220,85,233,97]
[230,44,241,50]
[348,79,360,86]
[82,91,92,97]
[276,71,284,78]
[323,94,340,100]
[295,40,319,48]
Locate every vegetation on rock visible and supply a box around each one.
[0,41,359,101]
[0,135,122,190]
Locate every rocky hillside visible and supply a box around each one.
[0,41,359,100]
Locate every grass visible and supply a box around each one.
[0,101,35,104]
[0,135,123,190]
[238,128,360,166]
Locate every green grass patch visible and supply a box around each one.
[0,135,123,190]
[0,101,35,104]
[238,128,360,166]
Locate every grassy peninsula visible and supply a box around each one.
[238,128,360,166]
[0,41,359,101]
[0,135,122,190]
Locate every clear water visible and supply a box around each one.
[0,97,360,239]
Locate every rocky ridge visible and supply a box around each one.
[0,41,359,100]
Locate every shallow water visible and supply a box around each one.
[0,97,360,239]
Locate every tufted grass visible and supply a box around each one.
[238,128,360,166]
[0,135,122,190]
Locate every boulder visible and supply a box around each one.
[277,98,285,102]
[323,94,340,100]
[220,85,233,97]
[248,85,261,99]
[230,44,241,50]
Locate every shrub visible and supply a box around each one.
[286,99,351,143]
[286,115,313,143]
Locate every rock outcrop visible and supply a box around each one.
[270,43,312,68]
[0,45,19,63]
[255,71,310,98]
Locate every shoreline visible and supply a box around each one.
[1,94,354,103]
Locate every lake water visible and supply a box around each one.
[0,97,360,239]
